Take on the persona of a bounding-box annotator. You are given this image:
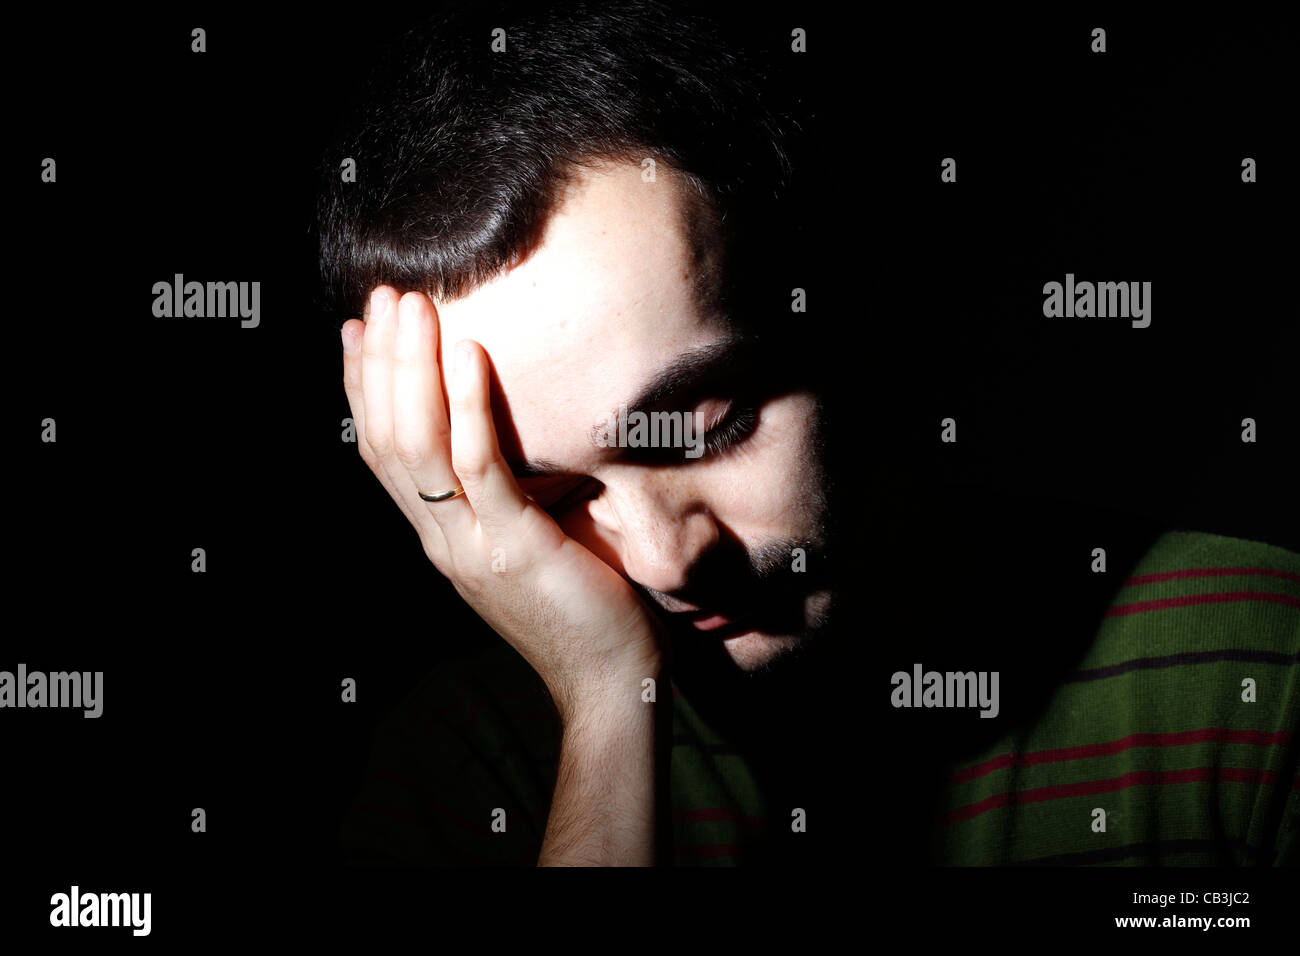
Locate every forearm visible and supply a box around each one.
[537,672,661,866]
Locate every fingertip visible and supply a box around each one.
[367,285,397,323]
[341,321,362,355]
[401,289,438,316]
[455,338,477,370]
[450,339,483,402]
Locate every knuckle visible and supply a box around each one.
[449,392,476,417]
[392,439,426,469]
[390,349,422,371]
[366,434,393,460]
[428,429,454,455]
[452,451,488,481]
[451,571,487,603]
[429,423,452,447]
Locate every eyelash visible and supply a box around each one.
[542,402,760,513]
[702,403,759,457]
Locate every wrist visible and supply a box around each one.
[553,654,663,728]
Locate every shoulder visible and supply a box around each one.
[935,525,1299,865]
[1092,529,1300,661]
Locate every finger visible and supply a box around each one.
[391,291,473,528]
[448,338,528,527]
[343,314,418,527]
[360,287,458,554]
[345,308,450,566]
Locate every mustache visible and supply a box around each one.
[636,538,828,618]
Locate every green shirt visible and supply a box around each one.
[340,527,1298,867]
[935,531,1300,866]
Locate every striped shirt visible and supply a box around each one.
[935,530,1300,866]
[341,526,1298,867]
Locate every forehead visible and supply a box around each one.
[434,162,727,468]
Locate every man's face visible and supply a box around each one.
[433,161,831,672]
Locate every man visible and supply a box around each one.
[318,1,1298,866]
[320,0,844,866]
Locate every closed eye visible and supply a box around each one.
[702,403,758,457]
[517,398,763,513]
[622,398,760,464]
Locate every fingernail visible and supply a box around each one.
[455,341,473,379]
[369,288,390,322]
[341,326,359,355]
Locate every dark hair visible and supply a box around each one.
[316,0,797,321]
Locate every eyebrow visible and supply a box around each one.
[509,334,750,479]
[512,457,570,480]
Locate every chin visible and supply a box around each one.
[722,632,806,672]
[722,589,833,672]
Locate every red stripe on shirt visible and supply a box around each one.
[1125,566,1300,586]
[950,728,1292,785]
[944,766,1279,826]
[1105,590,1300,617]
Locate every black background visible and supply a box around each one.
[9,2,1297,942]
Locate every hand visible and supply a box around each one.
[340,287,664,720]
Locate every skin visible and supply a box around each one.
[339,160,830,863]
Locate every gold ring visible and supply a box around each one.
[418,486,466,503]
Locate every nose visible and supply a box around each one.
[584,468,720,596]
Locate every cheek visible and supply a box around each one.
[703,393,824,529]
